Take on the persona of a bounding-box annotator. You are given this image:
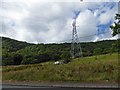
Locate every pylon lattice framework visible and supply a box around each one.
[71,19,83,58]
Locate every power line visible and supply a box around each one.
[56,30,111,43]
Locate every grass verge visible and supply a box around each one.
[2,53,119,83]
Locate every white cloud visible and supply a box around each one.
[1,1,118,43]
[77,9,98,38]
[2,0,119,2]
[99,4,117,24]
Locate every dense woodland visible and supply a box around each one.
[1,36,119,66]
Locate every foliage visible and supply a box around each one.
[61,51,71,64]
[13,53,23,65]
[93,47,102,55]
[1,37,119,65]
[110,14,120,36]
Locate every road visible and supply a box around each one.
[1,83,119,90]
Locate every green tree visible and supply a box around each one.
[93,47,102,60]
[93,47,102,55]
[109,41,118,55]
[21,54,35,64]
[110,14,120,36]
[2,52,14,65]
[61,51,71,64]
[13,53,23,65]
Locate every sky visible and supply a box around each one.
[0,0,119,44]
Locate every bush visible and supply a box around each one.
[2,53,14,66]
[13,54,23,65]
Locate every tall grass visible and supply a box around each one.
[2,53,119,83]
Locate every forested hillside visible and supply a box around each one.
[1,37,119,66]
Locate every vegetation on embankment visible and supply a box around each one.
[2,53,119,83]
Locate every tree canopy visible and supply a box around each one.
[110,13,120,36]
[1,37,119,66]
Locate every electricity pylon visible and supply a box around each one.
[71,11,83,58]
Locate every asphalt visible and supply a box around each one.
[1,82,119,90]
[1,85,119,90]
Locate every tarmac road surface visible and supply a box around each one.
[1,83,119,90]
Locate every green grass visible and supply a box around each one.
[2,53,119,83]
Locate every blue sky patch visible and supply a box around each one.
[97,20,113,35]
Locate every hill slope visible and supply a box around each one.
[2,37,119,65]
[2,37,34,52]
[2,53,119,83]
